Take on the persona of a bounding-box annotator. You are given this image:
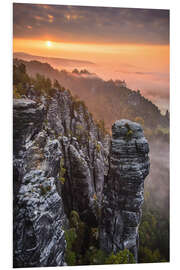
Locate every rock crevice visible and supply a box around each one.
[13,92,149,267]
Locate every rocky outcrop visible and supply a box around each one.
[13,90,109,267]
[13,99,67,267]
[13,89,149,266]
[100,119,150,261]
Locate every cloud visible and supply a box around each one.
[34,15,44,21]
[13,3,169,45]
[48,14,54,23]
[27,25,32,30]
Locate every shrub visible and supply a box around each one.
[64,211,87,265]
[125,123,134,141]
[59,158,66,184]
[73,99,87,112]
[65,228,77,265]
[53,79,61,89]
[126,129,133,140]
[59,177,66,184]
[95,142,101,152]
[105,249,135,264]
[76,124,83,131]
[13,86,21,99]
[139,247,166,263]
[69,210,80,228]
[96,119,108,136]
[13,63,30,86]
[84,247,107,265]
[39,184,51,196]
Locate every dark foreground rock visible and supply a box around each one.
[13,91,109,267]
[13,90,149,266]
[13,99,67,267]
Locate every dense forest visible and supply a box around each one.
[13,61,169,264]
[13,58,169,141]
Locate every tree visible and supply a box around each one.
[18,63,26,74]
[53,79,61,89]
[105,249,135,264]
[72,68,79,74]
[13,63,30,86]
[46,77,52,90]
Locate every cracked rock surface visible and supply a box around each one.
[13,90,149,267]
[99,119,150,261]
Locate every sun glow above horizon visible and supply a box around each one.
[13,38,169,72]
[46,41,52,47]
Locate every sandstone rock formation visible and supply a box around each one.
[100,119,150,261]
[13,90,109,267]
[13,99,67,267]
[13,89,149,266]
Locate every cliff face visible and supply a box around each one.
[13,99,67,267]
[100,120,150,261]
[13,89,149,267]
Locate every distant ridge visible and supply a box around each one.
[13,52,95,68]
[13,57,169,133]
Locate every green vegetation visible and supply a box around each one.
[13,59,169,134]
[31,73,52,96]
[59,158,66,184]
[53,79,61,89]
[13,63,30,97]
[95,142,101,152]
[96,119,108,137]
[84,247,107,265]
[13,86,21,99]
[72,68,91,75]
[64,194,169,266]
[64,210,86,265]
[138,192,169,263]
[13,63,30,86]
[64,210,135,266]
[39,184,51,196]
[13,60,169,265]
[76,124,83,131]
[73,99,87,112]
[125,123,134,141]
[13,62,67,99]
[105,249,135,264]
[64,228,77,265]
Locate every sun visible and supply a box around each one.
[46,41,52,47]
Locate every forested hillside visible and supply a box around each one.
[13,58,169,140]
[13,61,169,265]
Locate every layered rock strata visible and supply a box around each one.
[13,89,150,266]
[100,119,150,261]
[13,90,109,267]
[13,99,67,267]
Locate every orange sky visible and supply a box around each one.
[13,38,169,72]
[13,4,169,112]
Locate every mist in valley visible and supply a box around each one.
[145,139,169,219]
[13,52,169,114]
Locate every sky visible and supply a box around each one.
[13,3,169,113]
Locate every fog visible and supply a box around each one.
[145,139,169,218]
[14,56,170,219]
[13,51,169,114]
[74,62,169,114]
